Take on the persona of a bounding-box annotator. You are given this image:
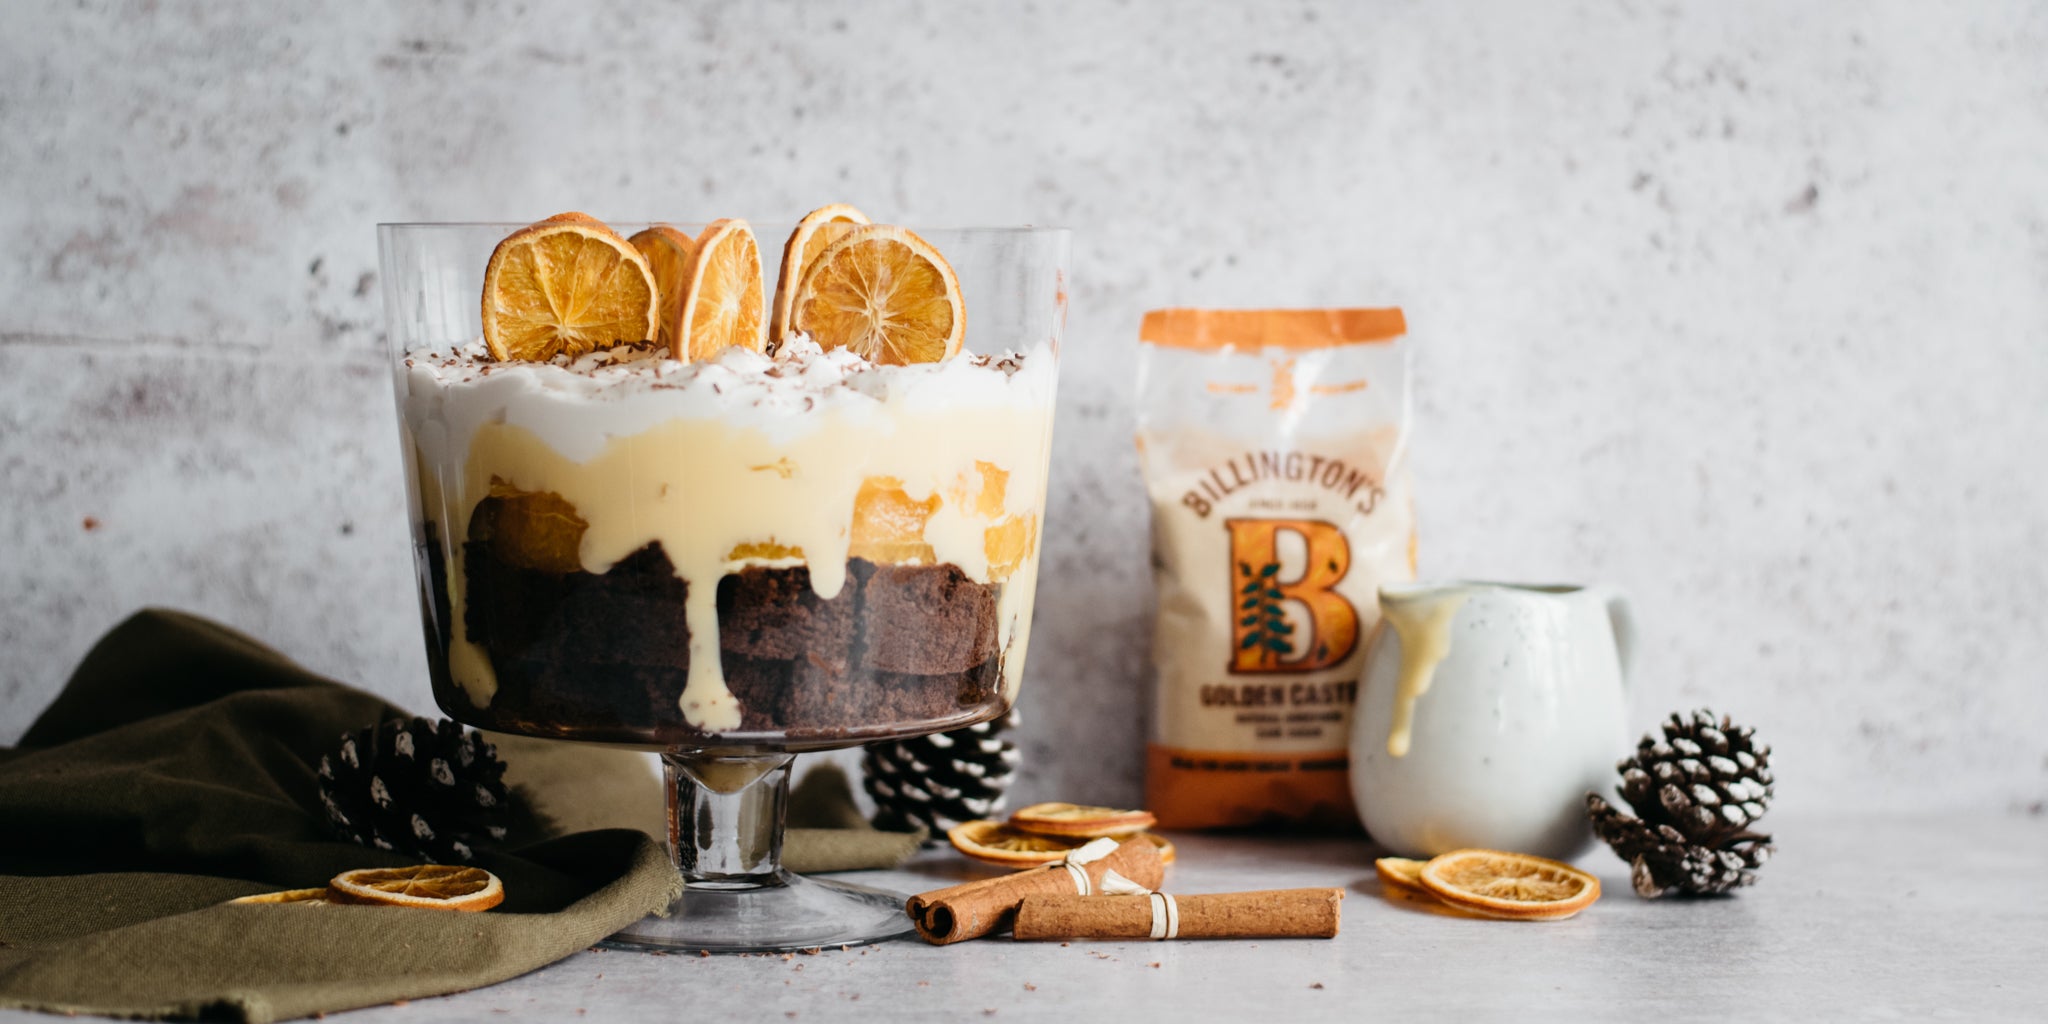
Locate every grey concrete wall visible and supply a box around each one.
[4,0,2044,814]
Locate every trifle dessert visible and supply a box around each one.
[391,207,1060,752]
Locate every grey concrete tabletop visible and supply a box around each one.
[6,811,2040,1023]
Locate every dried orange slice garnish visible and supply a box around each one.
[792,224,964,365]
[328,865,504,913]
[1416,849,1599,921]
[674,218,767,362]
[227,887,333,905]
[481,213,658,363]
[770,203,870,347]
[628,225,696,353]
[1374,857,1430,895]
[946,820,1090,867]
[1009,802,1157,839]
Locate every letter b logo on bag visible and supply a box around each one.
[1225,518,1358,673]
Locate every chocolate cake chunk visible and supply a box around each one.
[854,561,1001,675]
[716,565,858,661]
[776,654,1004,733]
[462,540,690,736]
[542,543,692,667]
[719,654,796,733]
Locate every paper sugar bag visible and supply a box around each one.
[1136,309,1415,830]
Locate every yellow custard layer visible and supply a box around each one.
[402,340,1057,733]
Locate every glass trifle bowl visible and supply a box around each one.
[379,216,1066,950]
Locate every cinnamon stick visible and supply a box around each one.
[906,836,1166,944]
[1011,887,1343,941]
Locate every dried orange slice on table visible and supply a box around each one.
[770,203,870,346]
[792,224,964,365]
[1416,849,1599,921]
[481,213,659,362]
[1139,831,1177,865]
[227,887,333,905]
[674,218,767,362]
[329,864,504,912]
[948,819,1176,868]
[1009,802,1157,839]
[947,820,1089,868]
[628,224,696,352]
[1373,856,1430,896]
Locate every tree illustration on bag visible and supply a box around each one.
[1225,518,1358,674]
[1237,560,1295,662]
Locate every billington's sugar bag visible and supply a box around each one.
[1137,309,1415,830]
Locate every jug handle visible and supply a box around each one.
[1595,586,1636,685]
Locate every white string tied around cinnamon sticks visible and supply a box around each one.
[1058,837,1123,895]
[1098,867,1179,939]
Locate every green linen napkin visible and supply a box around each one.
[0,609,920,1022]
[786,762,927,874]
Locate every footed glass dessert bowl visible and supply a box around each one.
[379,214,1067,951]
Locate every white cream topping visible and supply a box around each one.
[400,336,1056,733]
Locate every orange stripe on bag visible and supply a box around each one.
[1144,745,1362,832]
[1139,308,1407,353]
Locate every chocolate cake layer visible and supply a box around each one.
[421,533,1007,746]
[854,561,1001,674]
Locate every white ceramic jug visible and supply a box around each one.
[1349,582,1634,859]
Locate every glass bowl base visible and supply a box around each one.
[600,871,915,953]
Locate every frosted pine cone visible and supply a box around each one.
[1588,709,1775,897]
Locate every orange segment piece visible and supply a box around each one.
[983,514,1037,583]
[1417,849,1600,921]
[468,481,589,575]
[946,820,1090,867]
[227,887,333,905]
[482,213,658,362]
[629,225,696,353]
[726,540,806,562]
[1374,857,1430,895]
[1010,802,1156,839]
[328,865,504,913]
[970,461,1008,519]
[675,218,767,362]
[849,476,939,565]
[792,224,964,365]
[771,203,871,347]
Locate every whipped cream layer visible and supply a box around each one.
[401,336,1057,733]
